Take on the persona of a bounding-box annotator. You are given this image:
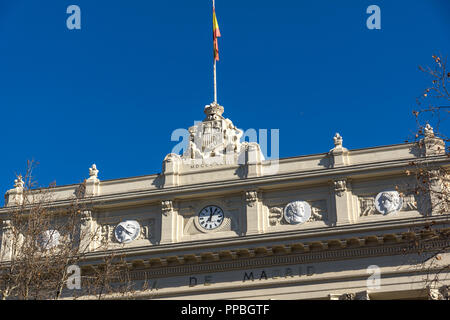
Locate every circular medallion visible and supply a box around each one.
[284,201,311,225]
[114,220,141,244]
[38,230,60,250]
[375,191,403,215]
[198,205,224,230]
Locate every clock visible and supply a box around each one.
[198,205,224,230]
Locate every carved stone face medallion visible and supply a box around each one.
[39,230,60,250]
[375,191,403,215]
[114,220,141,244]
[284,201,311,225]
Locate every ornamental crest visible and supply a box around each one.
[183,103,243,160]
[198,120,224,154]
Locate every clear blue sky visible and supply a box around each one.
[0,0,449,203]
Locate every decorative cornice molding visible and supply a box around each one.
[80,229,450,281]
[71,214,449,262]
[2,155,449,213]
[119,238,449,281]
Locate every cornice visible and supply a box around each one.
[75,214,449,262]
[68,215,449,266]
[2,154,447,213]
[81,229,450,281]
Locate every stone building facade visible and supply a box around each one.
[1,103,449,300]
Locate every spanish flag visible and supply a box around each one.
[213,6,221,61]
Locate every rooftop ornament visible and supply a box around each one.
[333,133,343,148]
[89,164,99,179]
[424,123,435,138]
[14,175,24,189]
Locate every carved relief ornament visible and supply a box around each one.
[182,103,243,160]
[245,191,259,207]
[333,179,347,197]
[360,191,414,217]
[161,200,174,216]
[269,200,327,226]
[80,210,92,227]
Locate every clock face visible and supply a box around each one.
[198,205,224,230]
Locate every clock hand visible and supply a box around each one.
[207,207,213,222]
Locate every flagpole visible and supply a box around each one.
[213,0,217,104]
[214,59,217,104]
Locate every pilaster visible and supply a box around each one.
[0,220,13,262]
[79,210,94,252]
[429,168,446,216]
[332,179,358,225]
[244,190,264,235]
[160,200,180,244]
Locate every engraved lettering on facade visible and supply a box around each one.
[243,265,316,282]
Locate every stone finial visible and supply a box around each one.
[85,164,100,196]
[14,175,24,189]
[329,133,349,167]
[424,123,435,138]
[204,102,224,121]
[5,175,25,207]
[333,133,343,148]
[89,164,99,179]
[420,123,445,156]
